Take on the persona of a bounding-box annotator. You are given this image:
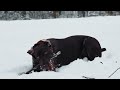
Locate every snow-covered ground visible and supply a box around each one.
[0,16,120,79]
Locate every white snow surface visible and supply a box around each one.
[0,16,120,79]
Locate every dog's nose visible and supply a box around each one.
[27,49,34,55]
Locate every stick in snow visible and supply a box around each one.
[18,51,61,76]
[108,67,120,78]
[82,76,95,79]
[18,64,40,75]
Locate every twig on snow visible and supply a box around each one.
[108,67,120,78]
[82,76,95,79]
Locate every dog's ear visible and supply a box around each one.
[27,48,34,55]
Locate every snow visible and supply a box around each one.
[0,16,120,79]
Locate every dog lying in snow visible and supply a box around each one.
[27,35,106,73]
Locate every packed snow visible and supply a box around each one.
[0,16,120,79]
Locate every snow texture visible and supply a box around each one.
[0,16,120,79]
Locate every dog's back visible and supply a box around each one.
[48,35,106,66]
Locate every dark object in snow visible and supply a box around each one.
[27,35,106,72]
[100,62,103,64]
[108,67,120,78]
[82,76,95,79]
[25,64,41,74]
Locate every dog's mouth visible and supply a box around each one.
[48,60,56,71]
[37,60,56,71]
[33,56,56,71]
[27,49,59,72]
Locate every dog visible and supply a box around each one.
[27,35,106,72]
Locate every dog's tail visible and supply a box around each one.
[101,48,106,52]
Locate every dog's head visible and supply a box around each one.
[27,40,56,71]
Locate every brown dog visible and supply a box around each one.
[27,35,106,72]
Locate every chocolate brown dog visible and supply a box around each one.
[27,35,106,72]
